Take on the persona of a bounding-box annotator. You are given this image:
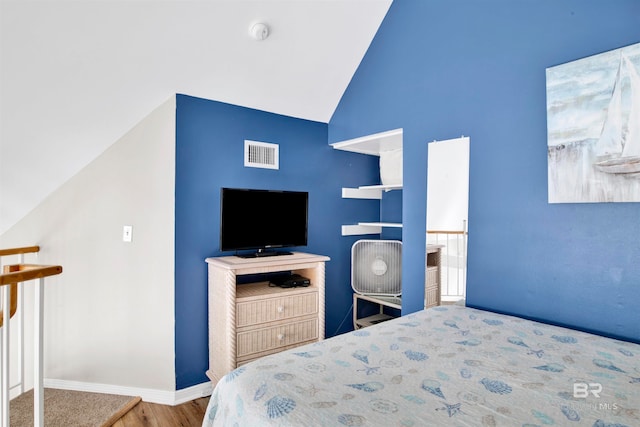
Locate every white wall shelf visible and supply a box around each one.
[330,128,403,155]
[341,222,403,236]
[341,224,381,236]
[359,222,402,228]
[332,129,403,236]
[359,184,403,190]
[342,184,402,200]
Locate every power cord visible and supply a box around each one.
[332,303,354,336]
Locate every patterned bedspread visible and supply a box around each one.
[202,305,640,426]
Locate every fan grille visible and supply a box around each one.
[352,240,402,296]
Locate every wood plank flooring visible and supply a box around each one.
[112,396,210,427]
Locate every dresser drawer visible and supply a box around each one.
[425,265,439,308]
[237,317,319,359]
[237,291,318,328]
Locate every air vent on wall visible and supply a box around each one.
[245,140,279,170]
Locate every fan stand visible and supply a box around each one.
[350,239,402,329]
[353,294,401,329]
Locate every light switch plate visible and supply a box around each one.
[123,225,133,242]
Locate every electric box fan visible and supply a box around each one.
[351,239,402,297]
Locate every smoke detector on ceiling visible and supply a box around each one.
[249,22,270,41]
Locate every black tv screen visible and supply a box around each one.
[220,188,308,256]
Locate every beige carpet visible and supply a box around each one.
[10,388,141,427]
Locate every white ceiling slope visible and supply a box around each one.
[0,0,392,235]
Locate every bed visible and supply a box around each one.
[202,305,640,426]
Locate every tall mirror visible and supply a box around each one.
[426,137,470,305]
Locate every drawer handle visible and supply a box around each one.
[277,306,284,313]
[277,333,285,341]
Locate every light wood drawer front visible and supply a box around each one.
[237,318,318,359]
[237,291,318,327]
[426,265,438,287]
[425,265,439,308]
[238,339,317,366]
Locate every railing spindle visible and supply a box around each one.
[0,246,60,427]
[427,224,468,301]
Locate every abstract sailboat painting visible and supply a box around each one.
[546,42,640,203]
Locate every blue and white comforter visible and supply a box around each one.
[202,305,640,426]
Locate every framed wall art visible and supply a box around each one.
[546,42,640,203]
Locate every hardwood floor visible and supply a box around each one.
[112,396,210,427]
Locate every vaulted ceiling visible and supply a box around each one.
[0,0,392,235]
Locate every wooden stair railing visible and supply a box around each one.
[427,225,468,301]
[0,246,41,327]
[0,246,62,427]
[0,283,16,329]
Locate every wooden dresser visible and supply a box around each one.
[205,252,329,385]
[425,244,444,308]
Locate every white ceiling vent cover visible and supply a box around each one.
[245,140,279,170]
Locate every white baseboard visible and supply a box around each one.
[43,378,213,405]
[441,295,465,303]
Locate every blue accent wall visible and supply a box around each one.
[329,0,640,342]
[174,95,379,389]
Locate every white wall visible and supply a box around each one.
[0,97,176,397]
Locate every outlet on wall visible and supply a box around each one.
[123,225,133,242]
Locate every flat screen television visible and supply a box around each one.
[220,188,308,257]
